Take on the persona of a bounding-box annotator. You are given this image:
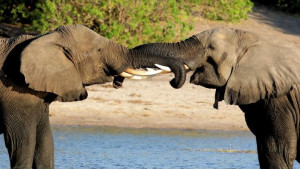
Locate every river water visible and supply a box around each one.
[0,126,300,169]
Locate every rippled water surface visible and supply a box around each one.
[1,126,300,169]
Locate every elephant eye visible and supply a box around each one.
[98,48,103,52]
[208,44,215,50]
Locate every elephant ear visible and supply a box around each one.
[19,31,87,102]
[223,32,300,105]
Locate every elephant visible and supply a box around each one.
[126,27,300,169]
[0,24,187,169]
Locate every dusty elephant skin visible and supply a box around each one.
[131,27,300,169]
[0,24,186,169]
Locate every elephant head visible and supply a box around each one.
[189,27,300,107]
[131,27,300,108]
[1,25,186,102]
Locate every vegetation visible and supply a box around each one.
[189,0,253,22]
[0,0,253,47]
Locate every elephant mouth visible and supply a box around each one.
[119,64,190,80]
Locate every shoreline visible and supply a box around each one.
[49,124,253,134]
[49,73,249,132]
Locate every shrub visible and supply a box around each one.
[0,0,254,47]
[186,0,253,22]
[0,0,193,47]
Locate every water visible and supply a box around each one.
[0,126,299,169]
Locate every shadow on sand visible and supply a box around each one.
[250,6,300,36]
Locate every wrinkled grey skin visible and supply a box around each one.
[132,27,300,169]
[0,24,186,169]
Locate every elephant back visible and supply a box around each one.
[0,35,35,70]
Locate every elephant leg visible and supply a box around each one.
[33,104,54,169]
[241,99,298,169]
[255,134,297,169]
[2,94,50,168]
[4,121,37,169]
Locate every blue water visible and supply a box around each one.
[0,126,299,169]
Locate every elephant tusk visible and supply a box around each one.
[119,72,134,78]
[184,64,190,70]
[154,64,190,73]
[155,64,171,72]
[119,72,154,80]
[130,75,155,80]
[119,64,191,80]
[124,67,163,76]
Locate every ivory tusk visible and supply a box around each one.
[155,64,171,72]
[119,72,134,78]
[119,72,154,80]
[130,75,153,80]
[155,64,190,73]
[184,64,190,70]
[124,68,163,76]
[119,64,191,80]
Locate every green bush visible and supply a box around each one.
[0,0,253,47]
[186,0,253,22]
[204,0,253,21]
[0,0,193,47]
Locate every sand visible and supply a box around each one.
[50,6,300,131]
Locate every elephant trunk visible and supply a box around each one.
[110,35,204,89]
[131,36,203,71]
[126,48,187,89]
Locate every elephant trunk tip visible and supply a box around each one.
[170,78,184,89]
[168,61,187,89]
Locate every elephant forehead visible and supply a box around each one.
[74,31,109,48]
[59,25,111,51]
[213,32,226,40]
